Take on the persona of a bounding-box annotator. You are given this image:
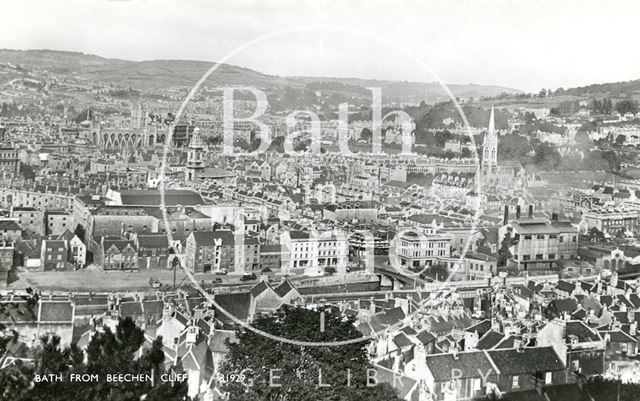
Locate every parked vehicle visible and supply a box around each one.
[240,272,257,282]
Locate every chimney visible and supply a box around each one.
[528,205,534,218]
[503,205,509,225]
[611,272,618,289]
[514,337,525,352]
[392,351,403,373]
[516,205,521,219]
[369,296,376,316]
[186,326,199,346]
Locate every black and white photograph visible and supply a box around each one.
[0,1,639,400]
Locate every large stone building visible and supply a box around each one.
[394,228,452,269]
[499,206,563,271]
[0,145,20,177]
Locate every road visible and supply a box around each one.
[8,267,255,292]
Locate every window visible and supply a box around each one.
[512,376,519,388]
[549,254,556,260]
[559,236,564,243]
[473,378,481,391]
[536,254,543,260]
[524,235,532,240]
[545,372,552,384]
[523,255,530,261]
[537,234,545,240]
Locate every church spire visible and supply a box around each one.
[488,105,495,136]
[482,105,498,170]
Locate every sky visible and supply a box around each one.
[1,0,639,92]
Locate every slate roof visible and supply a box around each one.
[565,321,601,342]
[250,281,273,298]
[465,319,492,336]
[555,280,575,293]
[39,301,73,322]
[393,332,414,348]
[120,301,143,317]
[213,292,252,324]
[274,280,297,298]
[117,189,204,206]
[416,330,436,345]
[548,298,578,314]
[487,346,565,375]
[606,330,637,343]
[189,232,220,247]
[137,235,169,248]
[476,330,506,350]
[425,350,495,381]
[103,239,136,252]
[0,220,22,231]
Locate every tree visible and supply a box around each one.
[532,142,561,170]
[461,147,472,158]
[359,128,373,143]
[498,133,531,161]
[615,134,626,145]
[0,361,32,400]
[19,163,35,181]
[615,99,638,115]
[497,233,513,267]
[423,264,449,281]
[10,318,187,401]
[220,305,403,401]
[600,150,620,171]
[585,376,640,401]
[574,129,591,149]
[586,227,605,243]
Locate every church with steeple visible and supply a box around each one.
[477,105,524,191]
[482,105,498,171]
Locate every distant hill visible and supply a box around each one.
[558,79,640,98]
[292,76,521,104]
[0,49,296,91]
[0,49,522,104]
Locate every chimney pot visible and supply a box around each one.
[503,205,509,225]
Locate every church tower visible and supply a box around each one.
[186,127,205,182]
[482,105,498,169]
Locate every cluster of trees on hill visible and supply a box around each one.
[414,101,509,132]
[220,305,402,401]
[615,99,639,115]
[556,79,640,97]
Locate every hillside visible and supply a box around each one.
[0,49,522,104]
